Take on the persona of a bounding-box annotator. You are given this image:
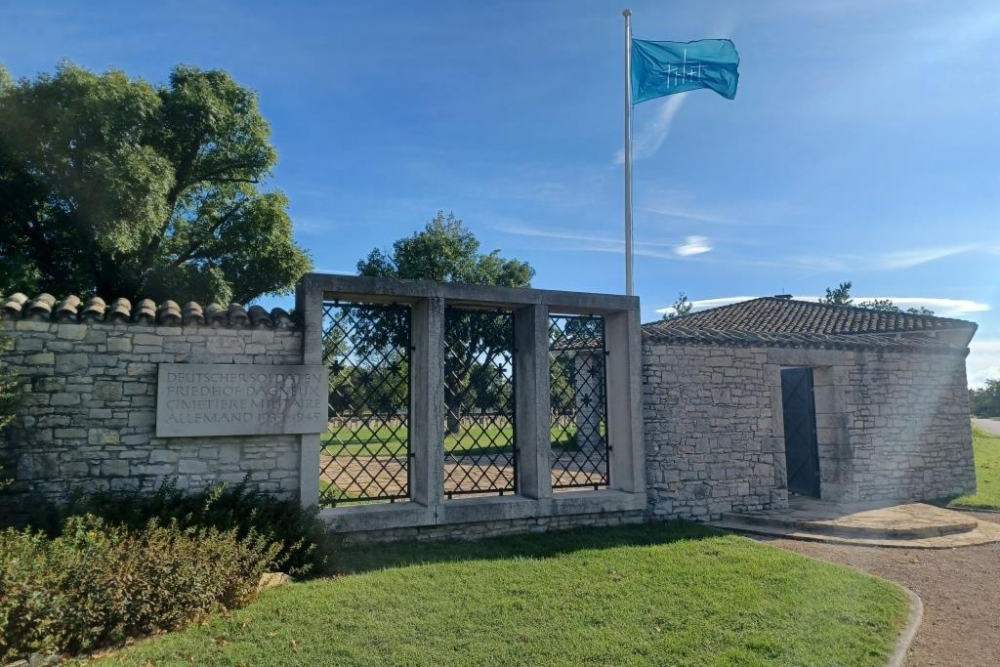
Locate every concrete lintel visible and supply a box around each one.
[766,347,850,367]
[321,490,647,535]
[301,273,638,315]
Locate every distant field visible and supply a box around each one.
[949,425,1000,510]
[321,423,588,458]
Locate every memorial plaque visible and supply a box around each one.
[156,363,329,438]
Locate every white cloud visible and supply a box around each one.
[876,245,981,270]
[674,236,712,256]
[643,204,734,225]
[614,93,689,165]
[654,295,990,319]
[790,244,1000,275]
[656,295,757,317]
[496,224,711,261]
[968,340,1000,388]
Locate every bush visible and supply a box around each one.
[0,335,22,490]
[0,515,281,661]
[35,479,332,576]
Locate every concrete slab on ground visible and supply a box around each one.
[710,497,1000,549]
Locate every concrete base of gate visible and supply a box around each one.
[709,496,1000,548]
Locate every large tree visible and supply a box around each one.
[0,62,311,304]
[970,379,1000,418]
[357,213,534,431]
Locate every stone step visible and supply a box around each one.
[709,517,1000,549]
[719,510,978,540]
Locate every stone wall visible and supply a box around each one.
[642,341,976,519]
[820,348,975,502]
[0,288,976,538]
[642,343,787,520]
[0,317,303,518]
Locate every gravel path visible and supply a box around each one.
[973,418,1000,437]
[766,511,1000,667]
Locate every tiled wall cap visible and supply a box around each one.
[271,308,294,328]
[81,297,107,321]
[247,305,272,328]
[25,293,56,320]
[0,293,300,329]
[227,303,250,326]
[54,295,82,322]
[182,301,205,326]
[134,299,157,324]
[107,298,133,322]
[204,303,228,325]
[157,300,182,326]
[2,293,28,317]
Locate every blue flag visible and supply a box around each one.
[631,38,739,104]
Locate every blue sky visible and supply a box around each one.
[2,0,999,385]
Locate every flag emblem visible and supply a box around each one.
[631,38,740,103]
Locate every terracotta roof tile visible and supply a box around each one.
[641,297,977,353]
[647,297,976,335]
[0,294,296,329]
[641,325,968,354]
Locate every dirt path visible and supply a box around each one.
[766,511,1000,667]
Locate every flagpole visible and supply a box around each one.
[622,8,634,296]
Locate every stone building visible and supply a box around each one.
[641,296,978,520]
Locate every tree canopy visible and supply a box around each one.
[661,292,693,320]
[819,281,934,315]
[970,379,1000,418]
[0,62,311,304]
[356,213,534,431]
[357,212,533,287]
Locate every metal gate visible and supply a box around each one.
[443,306,517,497]
[780,367,820,497]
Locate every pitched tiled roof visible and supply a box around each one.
[646,297,976,335]
[0,293,296,328]
[641,297,977,353]
[641,325,968,353]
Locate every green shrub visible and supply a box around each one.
[0,515,281,662]
[0,335,22,491]
[36,479,331,576]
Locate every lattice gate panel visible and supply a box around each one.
[549,314,610,489]
[320,301,411,507]
[443,307,517,497]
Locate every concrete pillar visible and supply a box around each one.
[514,304,552,499]
[411,297,445,507]
[295,277,324,507]
[605,307,644,493]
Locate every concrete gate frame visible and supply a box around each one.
[295,274,647,537]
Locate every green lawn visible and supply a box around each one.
[949,425,1000,509]
[322,423,585,458]
[83,523,908,667]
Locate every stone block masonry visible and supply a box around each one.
[642,340,976,521]
[643,343,787,521]
[0,282,978,543]
[1,315,303,517]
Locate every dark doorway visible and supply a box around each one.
[780,367,820,497]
